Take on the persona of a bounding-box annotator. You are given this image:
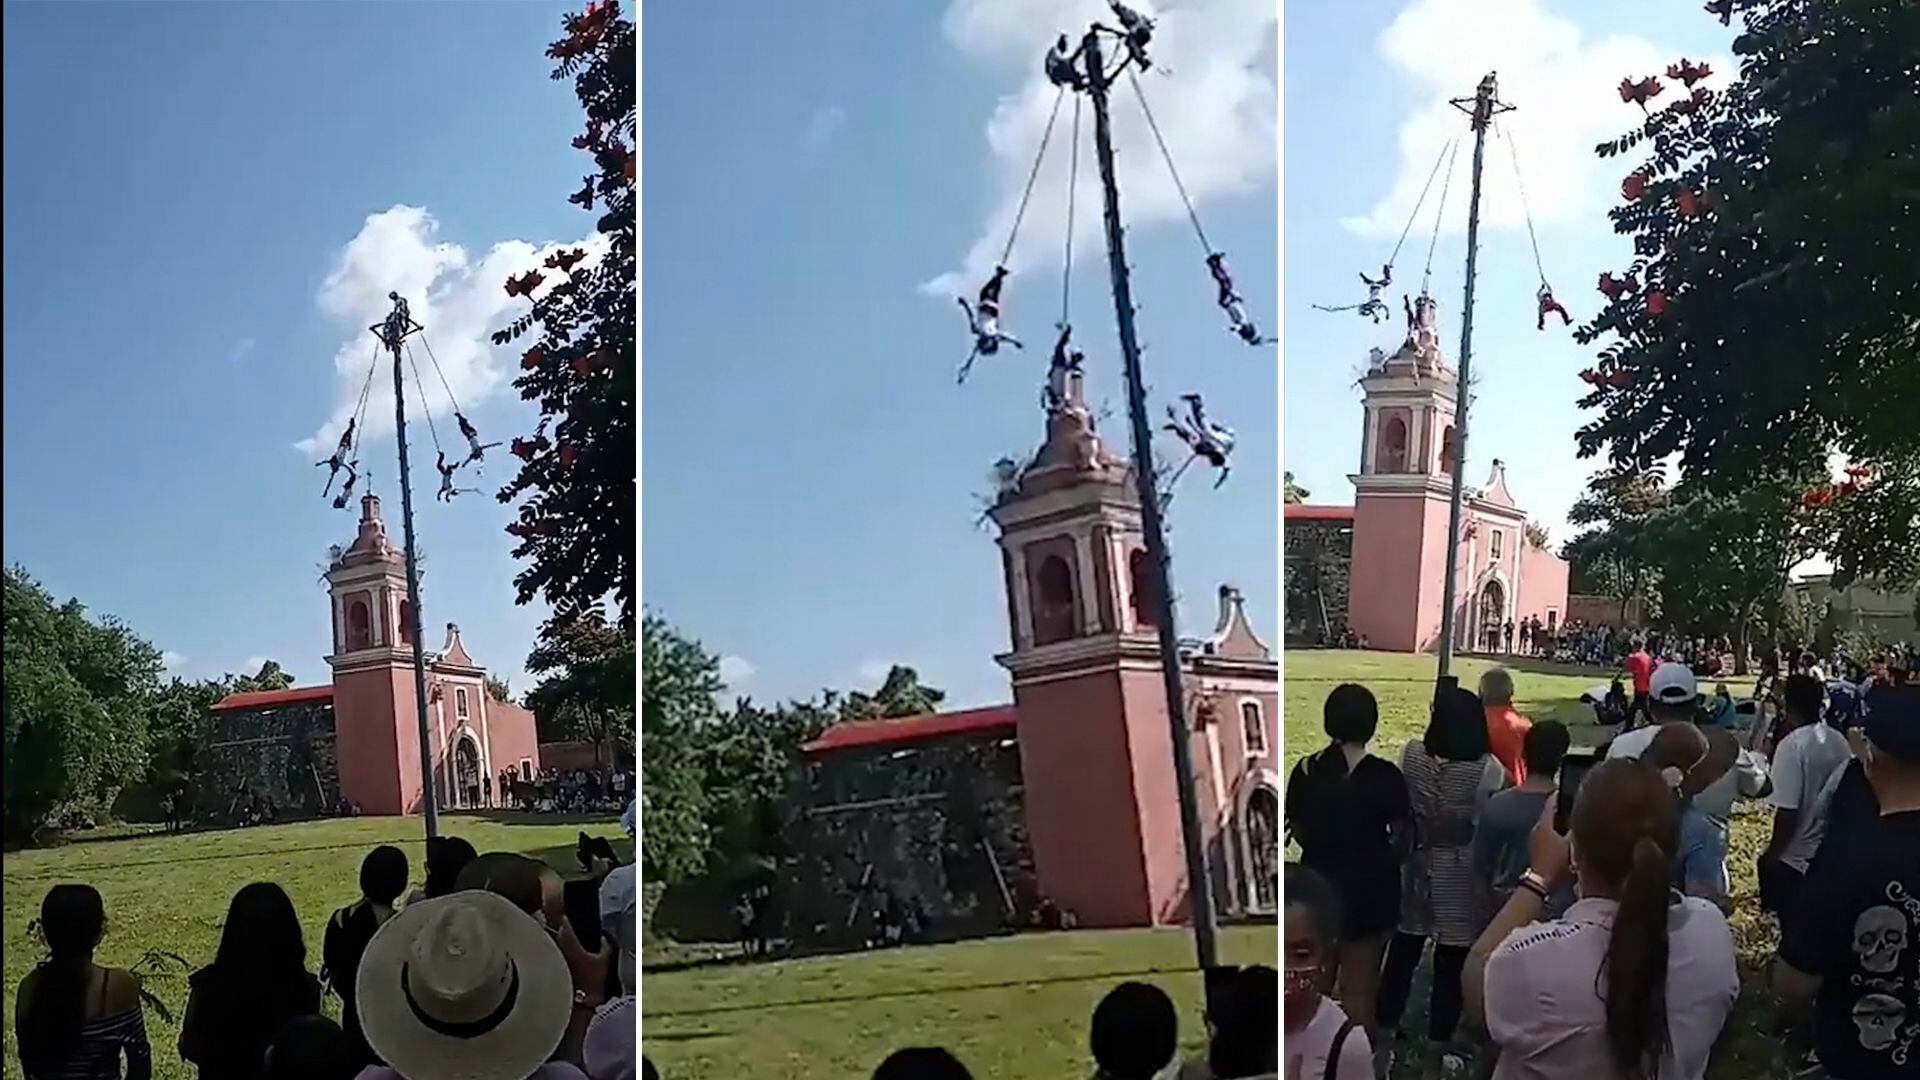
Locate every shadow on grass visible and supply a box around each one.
[642,964,1207,1020]
[453,810,622,827]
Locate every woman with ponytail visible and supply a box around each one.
[13,884,151,1080]
[1464,759,1738,1079]
[1284,683,1410,1048]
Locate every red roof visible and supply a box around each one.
[1285,504,1355,521]
[211,685,336,712]
[802,704,1018,756]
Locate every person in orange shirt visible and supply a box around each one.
[1479,667,1532,784]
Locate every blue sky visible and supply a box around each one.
[1284,0,1732,543]
[2,1,592,690]
[642,0,1278,709]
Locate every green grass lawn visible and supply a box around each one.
[3,813,625,1080]
[1284,650,1785,1079]
[641,925,1276,1078]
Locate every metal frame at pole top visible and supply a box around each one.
[372,294,440,840]
[1080,25,1220,971]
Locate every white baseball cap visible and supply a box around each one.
[1650,663,1700,705]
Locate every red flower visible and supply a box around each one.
[521,345,545,370]
[558,442,577,469]
[569,177,595,210]
[1619,76,1664,113]
[1622,171,1650,201]
[505,270,546,298]
[623,151,635,185]
[1665,59,1713,88]
[1705,0,1733,26]
[505,521,529,538]
[545,248,588,273]
[1800,487,1834,509]
[571,353,594,376]
[1579,368,1603,386]
[1844,464,1874,481]
[1598,273,1628,300]
[1646,290,1669,317]
[1676,190,1699,217]
[1605,368,1634,389]
[1618,78,1638,104]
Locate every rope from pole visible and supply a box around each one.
[1498,121,1550,289]
[1060,93,1082,329]
[1391,139,1456,273]
[347,341,380,463]
[1127,68,1211,257]
[1423,140,1461,293]
[403,342,445,457]
[1002,86,1069,270]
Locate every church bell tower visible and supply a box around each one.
[325,493,426,815]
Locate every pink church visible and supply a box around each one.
[208,493,540,817]
[1289,294,1569,653]
[783,365,1279,940]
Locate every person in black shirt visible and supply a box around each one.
[320,845,407,1069]
[1774,686,1920,1079]
[178,883,323,1080]
[1285,683,1411,1047]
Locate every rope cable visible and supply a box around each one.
[1060,93,1081,329]
[346,340,379,463]
[416,332,465,419]
[1422,140,1461,292]
[1390,140,1456,271]
[1499,122,1550,287]
[1127,69,1211,256]
[1001,86,1068,269]
[403,341,445,457]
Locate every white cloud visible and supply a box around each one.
[160,650,187,670]
[717,654,756,686]
[801,105,847,157]
[1344,0,1729,242]
[243,656,270,674]
[296,206,607,456]
[927,0,1276,296]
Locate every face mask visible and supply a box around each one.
[1282,966,1319,1028]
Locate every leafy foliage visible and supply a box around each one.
[4,567,164,839]
[230,660,294,694]
[1283,471,1310,505]
[497,1,637,631]
[640,614,722,882]
[485,674,513,703]
[1564,470,1671,618]
[526,607,634,762]
[1573,0,1919,585]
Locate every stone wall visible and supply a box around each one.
[1285,518,1354,644]
[781,732,1037,948]
[194,701,341,823]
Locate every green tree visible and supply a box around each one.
[497,2,637,631]
[1524,521,1551,550]
[835,665,946,722]
[1284,472,1310,505]
[4,567,163,839]
[231,660,294,693]
[639,613,720,883]
[485,674,513,703]
[143,676,232,793]
[1564,470,1669,621]
[1574,0,1919,585]
[526,608,634,763]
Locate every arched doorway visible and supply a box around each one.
[454,736,482,810]
[1479,579,1506,652]
[1243,787,1279,913]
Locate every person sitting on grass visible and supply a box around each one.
[14,884,152,1080]
[179,882,324,1080]
[1090,981,1179,1080]
[872,1048,973,1080]
[1280,866,1371,1080]
[323,845,409,1068]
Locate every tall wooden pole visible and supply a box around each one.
[1083,27,1220,971]
[376,294,440,840]
[1435,73,1506,682]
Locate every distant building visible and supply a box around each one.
[782,363,1278,944]
[201,494,540,819]
[1785,574,1918,645]
[1284,294,1570,651]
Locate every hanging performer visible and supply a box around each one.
[317,419,357,497]
[1205,252,1270,346]
[1044,324,1086,414]
[455,412,501,467]
[1312,264,1393,324]
[1044,34,1083,91]
[1109,2,1154,70]
[331,462,359,511]
[1536,283,1572,330]
[435,452,479,502]
[956,265,1023,383]
[1164,393,1236,489]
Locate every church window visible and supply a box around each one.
[456,687,470,719]
[1380,417,1408,474]
[1240,699,1266,756]
[347,599,372,651]
[1489,529,1504,559]
[1128,549,1156,629]
[519,758,532,781]
[1033,554,1078,645]
[1439,426,1456,475]
[398,599,413,645]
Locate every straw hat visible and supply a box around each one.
[356,889,573,1080]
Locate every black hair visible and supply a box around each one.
[873,1047,972,1080]
[1424,685,1490,761]
[359,845,409,905]
[643,1057,661,1080]
[423,836,479,899]
[577,832,619,871]
[18,884,106,1066]
[1523,720,1572,779]
[1782,673,1824,724]
[1282,863,1342,952]
[1323,683,1379,745]
[1208,965,1279,1077]
[1089,981,1178,1080]
[214,882,307,977]
[265,1015,358,1080]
